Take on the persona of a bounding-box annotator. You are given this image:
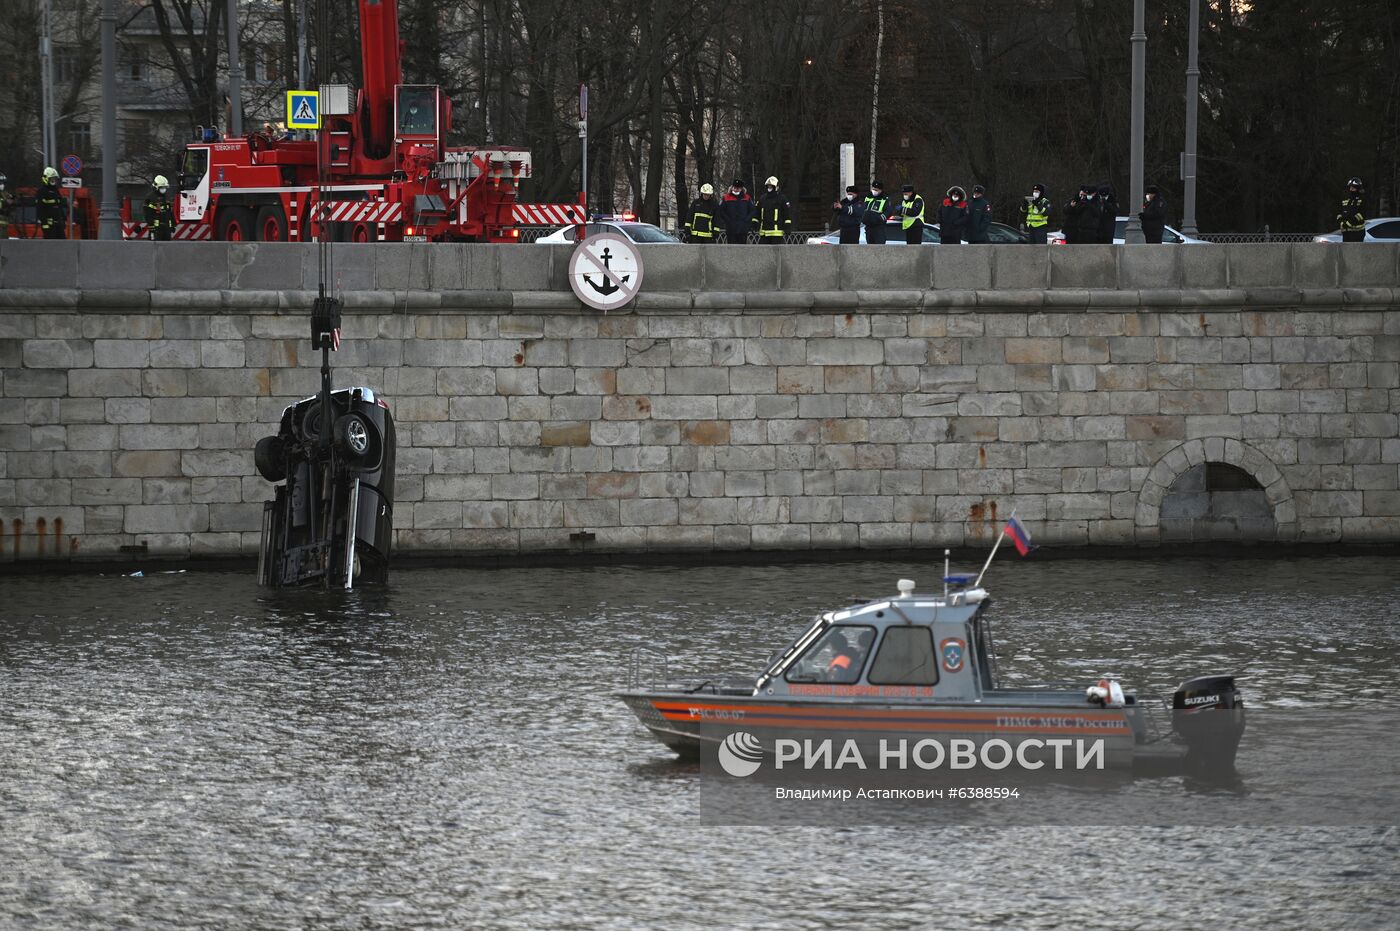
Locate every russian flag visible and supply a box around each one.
[1003,516,1032,556]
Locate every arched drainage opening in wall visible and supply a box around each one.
[1160,462,1274,542]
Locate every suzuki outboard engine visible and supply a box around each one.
[1172,674,1245,772]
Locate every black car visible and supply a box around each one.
[255,387,396,589]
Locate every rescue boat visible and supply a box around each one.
[619,574,1245,774]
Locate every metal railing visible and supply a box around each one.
[525,225,1322,245]
[1197,228,1316,243]
[628,646,672,690]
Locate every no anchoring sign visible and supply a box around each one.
[568,234,644,311]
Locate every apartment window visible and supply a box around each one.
[264,47,281,83]
[245,48,258,81]
[54,45,80,84]
[121,119,150,157]
[69,121,91,154]
[125,50,147,82]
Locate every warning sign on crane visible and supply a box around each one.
[286,91,321,130]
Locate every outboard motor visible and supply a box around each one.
[1172,674,1245,772]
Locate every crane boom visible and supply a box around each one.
[359,0,403,160]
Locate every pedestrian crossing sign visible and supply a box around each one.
[286,90,321,130]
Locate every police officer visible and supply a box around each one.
[1063,183,1099,245]
[966,184,992,244]
[863,180,891,244]
[0,173,13,239]
[897,183,925,245]
[753,176,792,244]
[832,185,865,243]
[37,167,66,239]
[1338,177,1366,243]
[145,174,174,242]
[718,178,754,244]
[1020,183,1051,244]
[1095,183,1118,245]
[685,183,718,243]
[1139,184,1167,244]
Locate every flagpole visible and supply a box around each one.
[974,509,1016,588]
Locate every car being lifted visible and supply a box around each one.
[255,386,396,589]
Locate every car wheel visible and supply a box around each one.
[334,412,376,462]
[254,435,287,482]
[301,403,324,442]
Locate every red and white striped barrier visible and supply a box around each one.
[122,222,212,241]
[323,200,404,224]
[512,203,585,226]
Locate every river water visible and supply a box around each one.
[1,556,1396,929]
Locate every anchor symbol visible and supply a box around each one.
[582,246,631,296]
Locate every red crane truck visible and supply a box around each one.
[125,0,581,243]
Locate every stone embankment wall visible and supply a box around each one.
[1,240,1398,563]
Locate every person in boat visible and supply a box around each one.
[823,629,874,683]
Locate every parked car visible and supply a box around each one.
[1048,217,1211,245]
[255,386,396,589]
[535,221,682,244]
[1312,218,1400,243]
[806,219,1027,245]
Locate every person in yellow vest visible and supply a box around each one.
[897,183,925,244]
[0,173,13,239]
[863,180,891,244]
[752,176,793,244]
[37,167,66,239]
[1020,183,1052,244]
[1337,177,1366,243]
[685,183,718,243]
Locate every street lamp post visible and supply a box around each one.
[227,0,243,136]
[99,0,120,239]
[1181,0,1201,236]
[1124,0,1147,244]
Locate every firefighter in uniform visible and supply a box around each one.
[1020,183,1051,244]
[753,176,792,244]
[0,173,13,239]
[145,174,174,241]
[897,183,925,245]
[37,167,66,239]
[1338,177,1366,243]
[685,183,718,243]
[863,180,890,244]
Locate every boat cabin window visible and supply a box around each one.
[785,625,875,685]
[867,626,940,685]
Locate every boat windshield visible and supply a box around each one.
[785,625,876,685]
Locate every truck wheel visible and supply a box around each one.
[254,435,287,483]
[349,222,372,243]
[216,207,254,241]
[334,413,377,462]
[256,205,289,242]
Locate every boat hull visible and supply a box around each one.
[620,691,1146,770]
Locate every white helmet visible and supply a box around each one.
[154,174,169,190]
[765,176,778,187]
[43,166,59,182]
[699,183,714,195]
